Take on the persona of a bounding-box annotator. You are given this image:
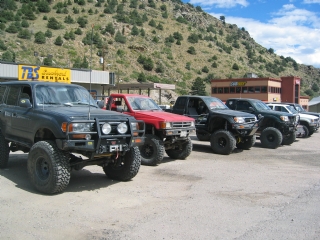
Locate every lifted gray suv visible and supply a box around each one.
[0,81,145,194]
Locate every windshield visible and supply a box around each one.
[35,85,97,107]
[127,96,162,110]
[252,101,271,111]
[287,106,298,114]
[295,104,305,112]
[204,97,229,110]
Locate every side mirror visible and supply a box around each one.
[97,100,105,109]
[19,98,32,108]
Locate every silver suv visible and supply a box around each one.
[267,103,318,137]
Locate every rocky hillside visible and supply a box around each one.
[0,0,319,101]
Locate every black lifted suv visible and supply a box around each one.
[0,81,145,194]
[226,98,299,149]
[171,96,259,155]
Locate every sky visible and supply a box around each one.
[184,0,320,68]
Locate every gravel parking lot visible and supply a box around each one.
[1,133,320,240]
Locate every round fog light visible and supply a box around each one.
[85,134,91,140]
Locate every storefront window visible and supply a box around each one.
[248,87,254,93]
[242,87,248,93]
[261,86,267,93]
[224,87,229,93]
[218,87,223,93]
[230,87,235,93]
[212,87,217,94]
[236,87,241,93]
[255,86,260,93]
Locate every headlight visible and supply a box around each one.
[233,117,245,123]
[117,122,128,134]
[280,116,289,121]
[159,122,172,129]
[310,119,315,123]
[71,123,92,132]
[190,121,195,127]
[102,123,112,134]
[131,122,139,131]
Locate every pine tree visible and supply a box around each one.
[191,77,206,95]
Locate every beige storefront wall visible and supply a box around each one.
[211,78,282,102]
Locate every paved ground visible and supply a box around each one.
[0,133,320,240]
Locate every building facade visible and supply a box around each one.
[210,75,309,109]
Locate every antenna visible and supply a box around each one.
[88,24,94,120]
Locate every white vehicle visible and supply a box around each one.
[267,103,319,137]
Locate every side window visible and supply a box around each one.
[176,97,186,108]
[237,101,251,111]
[274,106,281,111]
[0,86,7,104]
[281,106,289,113]
[6,86,20,106]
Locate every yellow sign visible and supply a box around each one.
[18,65,71,84]
[230,81,247,87]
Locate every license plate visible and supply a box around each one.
[180,130,187,137]
[110,145,122,152]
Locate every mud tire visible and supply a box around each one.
[28,141,70,194]
[103,146,141,181]
[166,137,192,159]
[139,134,164,166]
[260,127,282,149]
[210,130,236,155]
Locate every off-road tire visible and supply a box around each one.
[282,132,296,145]
[236,135,256,150]
[210,130,236,155]
[139,134,164,166]
[260,127,283,149]
[165,137,192,159]
[196,130,211,141]
[0,131,10,168]
[301,125,309,138]
[103,146,141,181]
[28,141,71,194]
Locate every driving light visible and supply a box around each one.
[117,122,128,134]
[102,123,112,134]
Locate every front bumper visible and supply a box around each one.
[56,118,145,155]
[162,127,195,138]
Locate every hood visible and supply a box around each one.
[259,109,293,117]
[302,111,320,117]
[133,110,194,122]
[40,106,134,121]
[299,113,318,120]
[211,109,256,118]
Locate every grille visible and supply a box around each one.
[172,122,193,128]
[288,116,297,124]
[244,117,256,123]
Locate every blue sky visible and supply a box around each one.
[184,0,320,68]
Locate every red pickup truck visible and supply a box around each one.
[105,93,195,166]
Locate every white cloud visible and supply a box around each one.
[189,0,249,8]
[209,5,320,67]
[303,0,320,3]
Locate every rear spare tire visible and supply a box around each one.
[260,127,282,149]
[103,146,141,181]
[210,130,236,155]
[28,141,70,194]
